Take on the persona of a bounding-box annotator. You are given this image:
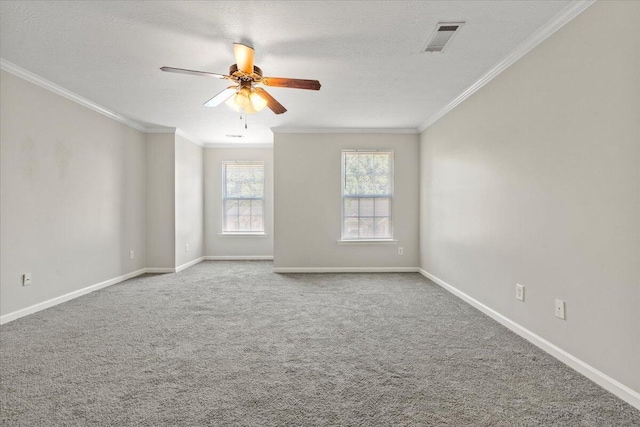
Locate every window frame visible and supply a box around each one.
[221,160,266,235]
[340,149,395,241]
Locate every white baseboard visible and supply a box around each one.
[145,267,176,273]
[175,257,204,273]
[0,259,214,324]
[273,266,419,273]
[418,269,640,410]
[204,256,274,260]
[0,268,147,325]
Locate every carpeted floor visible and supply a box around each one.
[1,261,638,426]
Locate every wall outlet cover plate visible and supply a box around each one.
[555,299,566,320]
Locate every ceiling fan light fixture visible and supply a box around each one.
[250,91,267,111]
[162,42,319,116]
[243,101,257,115]
[226,87,266,114]
[225,96,256,114]
[225,96,241,112]
[233,87,252,108]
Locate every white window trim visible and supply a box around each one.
[219,233,268,237]
[221,160,265,234]
[337,239,398,245]
[341,149,395,240]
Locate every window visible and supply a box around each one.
[342,150,393,240]
[222,161,265,233]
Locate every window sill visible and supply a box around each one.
[219,233,268,238]
[337,239,398,245]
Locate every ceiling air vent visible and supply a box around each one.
[424,22,465,53]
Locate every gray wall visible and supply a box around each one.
[419,0,640,393]
[204,147,274,257]
[0,70,147,315]
[274,133,419,269]
[145,133,175,269]
[175,134,204,266]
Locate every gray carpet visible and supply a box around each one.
[1,261,638,426]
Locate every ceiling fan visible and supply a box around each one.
[160,43,321,116]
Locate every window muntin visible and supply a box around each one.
[342,150,393,239]
[222,161,265,233]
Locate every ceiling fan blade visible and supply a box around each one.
[233,43,254,74]
[254,87,287,115]
[261,77,321,91]
[160,66,227,79]
[203,86,238,107]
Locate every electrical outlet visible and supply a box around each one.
[23,273,32,286]
[515,284,525,301]
[129,250,134,260]
[185,243,189,252]
[555,299,566,320]
[398,247,404,256]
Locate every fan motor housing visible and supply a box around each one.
[229,64,263,82]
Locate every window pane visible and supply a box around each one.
[223,199,238,231]
[225,163,264,199]
[251,216,264,232]
[344,175,358,196]
[344,198,358,217]
[251,181,264,198]
[359,218,375,238]
[374,198,390,216]
[225,178,238,198]
[241,181,254,198]
[239,200,251,217]
[359,154,375,175]
[238,215,251,231]
[237,200,251,232]
[374,154,390,174]
[225,217,239,231]
[375,217,391,238]
[343,218,359,238]
[253,168,264,183]
[359,198,374,217]
[358,175,374,195]
[374,174,390,195]
[345,153,359,175]
[251,199,263,218]
[224,199,238,217]
[251,200,264,232]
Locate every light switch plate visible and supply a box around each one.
[516,284,525,301]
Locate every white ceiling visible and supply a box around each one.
[0,1,572,144]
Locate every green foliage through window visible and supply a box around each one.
[342,151,393,239]
[223,162,265,232]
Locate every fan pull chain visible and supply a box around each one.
[244,114,248,129]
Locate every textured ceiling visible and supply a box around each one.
[0,1,571,144]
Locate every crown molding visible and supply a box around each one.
[145,127,206,147]
[175,129,205,147]
[144,126,176,134]
[271,127,419,135]
[418,0,596,133]
[0,58,149,132]
[204,142,273,149]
